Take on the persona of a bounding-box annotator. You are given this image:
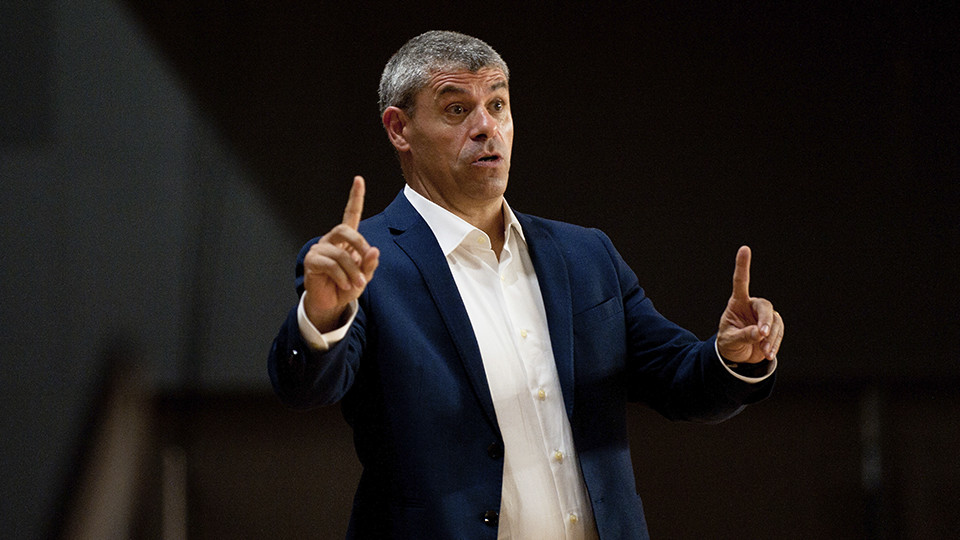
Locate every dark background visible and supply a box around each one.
[2,1,957,538]
[132,1,958,381]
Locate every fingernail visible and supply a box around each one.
[355,275,366,287]
[762,325,770,336]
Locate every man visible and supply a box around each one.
[269,30,783,539]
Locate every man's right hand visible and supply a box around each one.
[303,176,380,333]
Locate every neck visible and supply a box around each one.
[406,181,506,258]
[471,204,506,259]
[445,196,506,258]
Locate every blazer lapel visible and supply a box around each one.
[384,194,501,434]
[517,213,576,419]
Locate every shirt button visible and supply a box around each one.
[500,274,505,281]
[553,450,564,463]
[537,387,546,401]
[568,513,579,525]
[477,236,486,245]
[520,329,528,338]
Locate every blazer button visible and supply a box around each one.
[482,510,499,526]
[487,441,504,460]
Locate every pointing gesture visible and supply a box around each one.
[303,176,380,332]
[341,175,365,229]
[717,246,784,364]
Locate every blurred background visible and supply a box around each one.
[2,1,957,538]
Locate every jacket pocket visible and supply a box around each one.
[573,296,622,333]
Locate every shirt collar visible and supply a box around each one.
[403,184,526,257]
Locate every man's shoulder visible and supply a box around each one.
[515,211,610,244]
[354,190,417,237]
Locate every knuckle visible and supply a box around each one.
[327,224,350,238]
[313,259,337,275]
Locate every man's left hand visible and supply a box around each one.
[716,246,784,364]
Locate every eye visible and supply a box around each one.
[491,99,505,112]
[446,104,465,115]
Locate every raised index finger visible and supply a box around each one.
[342,176,366,230]
[731,245,752,300]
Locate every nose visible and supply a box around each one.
[469,107,499,141]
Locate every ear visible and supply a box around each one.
[382,106,411,152]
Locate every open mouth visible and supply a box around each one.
[474,154,500,164]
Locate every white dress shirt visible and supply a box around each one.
[296,185,775,539]
[402,186,598,539]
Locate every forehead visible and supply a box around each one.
[423,67,509,98]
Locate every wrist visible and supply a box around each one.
[304,293,349,333]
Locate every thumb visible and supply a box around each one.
[723,324,762,344]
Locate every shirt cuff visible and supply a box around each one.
[714,339,777,383]
[296,293,358,351]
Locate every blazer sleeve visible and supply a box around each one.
[267,238,366,409]
[596,230,774,423]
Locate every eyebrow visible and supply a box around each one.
[436,80,509,98]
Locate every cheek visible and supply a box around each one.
[500,113,514,134]
[416,132,458,160]
[501,120,515,146]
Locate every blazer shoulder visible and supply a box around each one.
[517,212,618,257]
[516,212,606,240]
[356,211,393,243]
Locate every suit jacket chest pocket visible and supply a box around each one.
[572,295,627,375]
[573,296,623,335]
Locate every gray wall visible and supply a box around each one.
[1,2,293,538]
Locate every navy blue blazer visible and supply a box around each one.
[269,191,774,539]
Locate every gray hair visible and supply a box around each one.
[378,30,509,116]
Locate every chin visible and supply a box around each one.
[484,174,509,192]
[467,177,508,201]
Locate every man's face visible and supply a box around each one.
[400,67,513,214]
